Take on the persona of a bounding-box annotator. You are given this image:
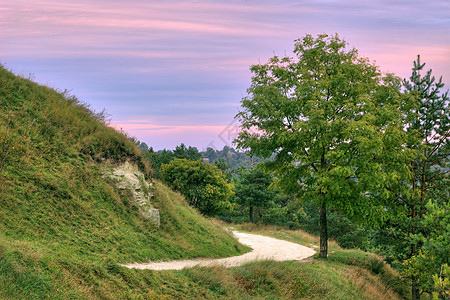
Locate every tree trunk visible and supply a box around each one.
[319,201,328,258]
[249,205,254,223]
[411,276,420,300]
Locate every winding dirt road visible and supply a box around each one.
[122,231,316,270]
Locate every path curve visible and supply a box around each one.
[122,231,316,270]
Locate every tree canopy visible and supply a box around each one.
[143,143,201,178]
[173,143,201,161]
[235,33,413,258]
[161,158,233,216]
[375,55,449,299]
[233,169,277,223]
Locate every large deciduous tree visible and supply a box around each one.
[234,34,412,258]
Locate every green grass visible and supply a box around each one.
[224,222,410,299]
[0,246,408,299]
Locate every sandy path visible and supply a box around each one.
[122,231,316,270]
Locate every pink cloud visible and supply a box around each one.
[360,44,450,80]
[111,120,236,150]
[1,1,287,38]
[112,120,224,134]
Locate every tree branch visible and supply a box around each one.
[304,149,319,172]
[426,169,450,182]
[427,130,450,157]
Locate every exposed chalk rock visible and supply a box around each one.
[101,161,160,227]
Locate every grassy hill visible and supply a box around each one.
[0,65,409,299]
[0,65,248,298]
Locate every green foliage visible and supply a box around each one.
[202,146,261,170]
[422,200,450,267]
[161,158,234,216]
[367,257,385,275]
[143,143,201,178]
[293,202,370,250]
[235,33,413,257]
[400,199,450,297]
[214,158,232,180]
[145,148,174,177]
[373,56,449,297]
[173,143,201,160]
[402,250,437,294]
[221,179,371,250]
[233,168,277,223]
[144,144,260,180]
[433,264,450,300]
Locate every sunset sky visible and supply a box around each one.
[1,0,449,150]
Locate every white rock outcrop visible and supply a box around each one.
[101,161,160,226]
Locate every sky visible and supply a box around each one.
[1,0,449,150]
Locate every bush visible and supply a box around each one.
[161,159,234,216]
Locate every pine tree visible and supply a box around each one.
[404,56,449,300]
[378,56,449,299]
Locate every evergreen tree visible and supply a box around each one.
[234,169,276,223]
[214,158,232,181]
[173,143,201,161]
[379,56,449,299]
[146,149,174,178]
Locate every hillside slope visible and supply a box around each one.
[0,66,248,298]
